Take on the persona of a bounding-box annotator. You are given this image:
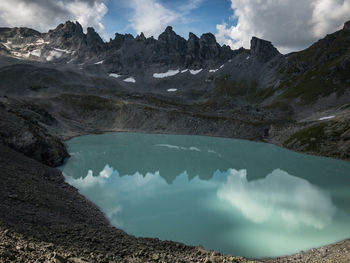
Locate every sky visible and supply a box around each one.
[0,0,349,54]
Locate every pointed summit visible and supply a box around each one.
[136,32,146,41]
[86,27,104,47]
[158,26,178,42]
[343,20,350,31]
[165,26,174,33]
[250,37,280,62]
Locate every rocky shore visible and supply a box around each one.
[0,93,349,263]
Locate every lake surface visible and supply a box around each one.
[59,132,350,258]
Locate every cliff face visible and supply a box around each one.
[250,37,281,62]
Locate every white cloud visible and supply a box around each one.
[215,0,350,54]
[127,0,203,38]
[0,0,107,35]
[128,0,179,38]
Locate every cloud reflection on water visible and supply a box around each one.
[65,164,337,230]
[217,169,336,229]
[64,164,115,188]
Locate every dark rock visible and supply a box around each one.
[344,20,350,31]
[199,33,220,60]
[86,27,104,48]
[136,32,146,41]
[250,36,280,62]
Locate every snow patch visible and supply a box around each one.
[181,69,188,73]
[190,69,202,75]
[35,38,50,45]
[30,49,41,57]
[94,60,104,65]
[153,69,179,78]
[2,41,12,50]
[319,116,335,121]
[109,73,122,78]
[54,48,71,54]
[46,50,62,61]
[167,89,177,92]
[246,56,250,60]
[124,77,136,83]
[209,64,224,73]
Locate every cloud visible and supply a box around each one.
[128,0,179,38]
[127,0,203,38]
[0,0,107,34]
[215,0,350,54]
[217,169,336,229]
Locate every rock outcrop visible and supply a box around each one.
[0,98,68,167]
[250,37,280,62]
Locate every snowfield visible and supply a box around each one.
[319,116,335,121]
[190,69,202,75]
[153,69,180,78]
[167,89,177,92]
[109,73,122,78]
[124,77,136,83]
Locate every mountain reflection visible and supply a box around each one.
[65,164,337,229]
[217,169,336,229]
[60,133,350,258]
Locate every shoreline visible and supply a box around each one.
[59,129,350,262]
[62,128,350,162]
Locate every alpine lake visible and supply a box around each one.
[59,132,350,258]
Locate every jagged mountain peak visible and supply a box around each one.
[189,32,199,40]
[49,21,83,36]
[158,26,184,42]
[136,32,146,41]
[250,36,280,62]
[344,20,350,31]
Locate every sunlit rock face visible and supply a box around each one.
[60,132,350,258]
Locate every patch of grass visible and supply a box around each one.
[247,86,275,103]
[276,30,350,105]
[214,77,275,103]
[265,101,293,112]
[283,123,327,151]
[214,76,249,97]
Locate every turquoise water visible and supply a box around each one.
[59,132,350,258]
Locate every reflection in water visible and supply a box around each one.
[60,132,350,258]
[217,169,336,229]
[155,144,201,152]
[65,164,114,188]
